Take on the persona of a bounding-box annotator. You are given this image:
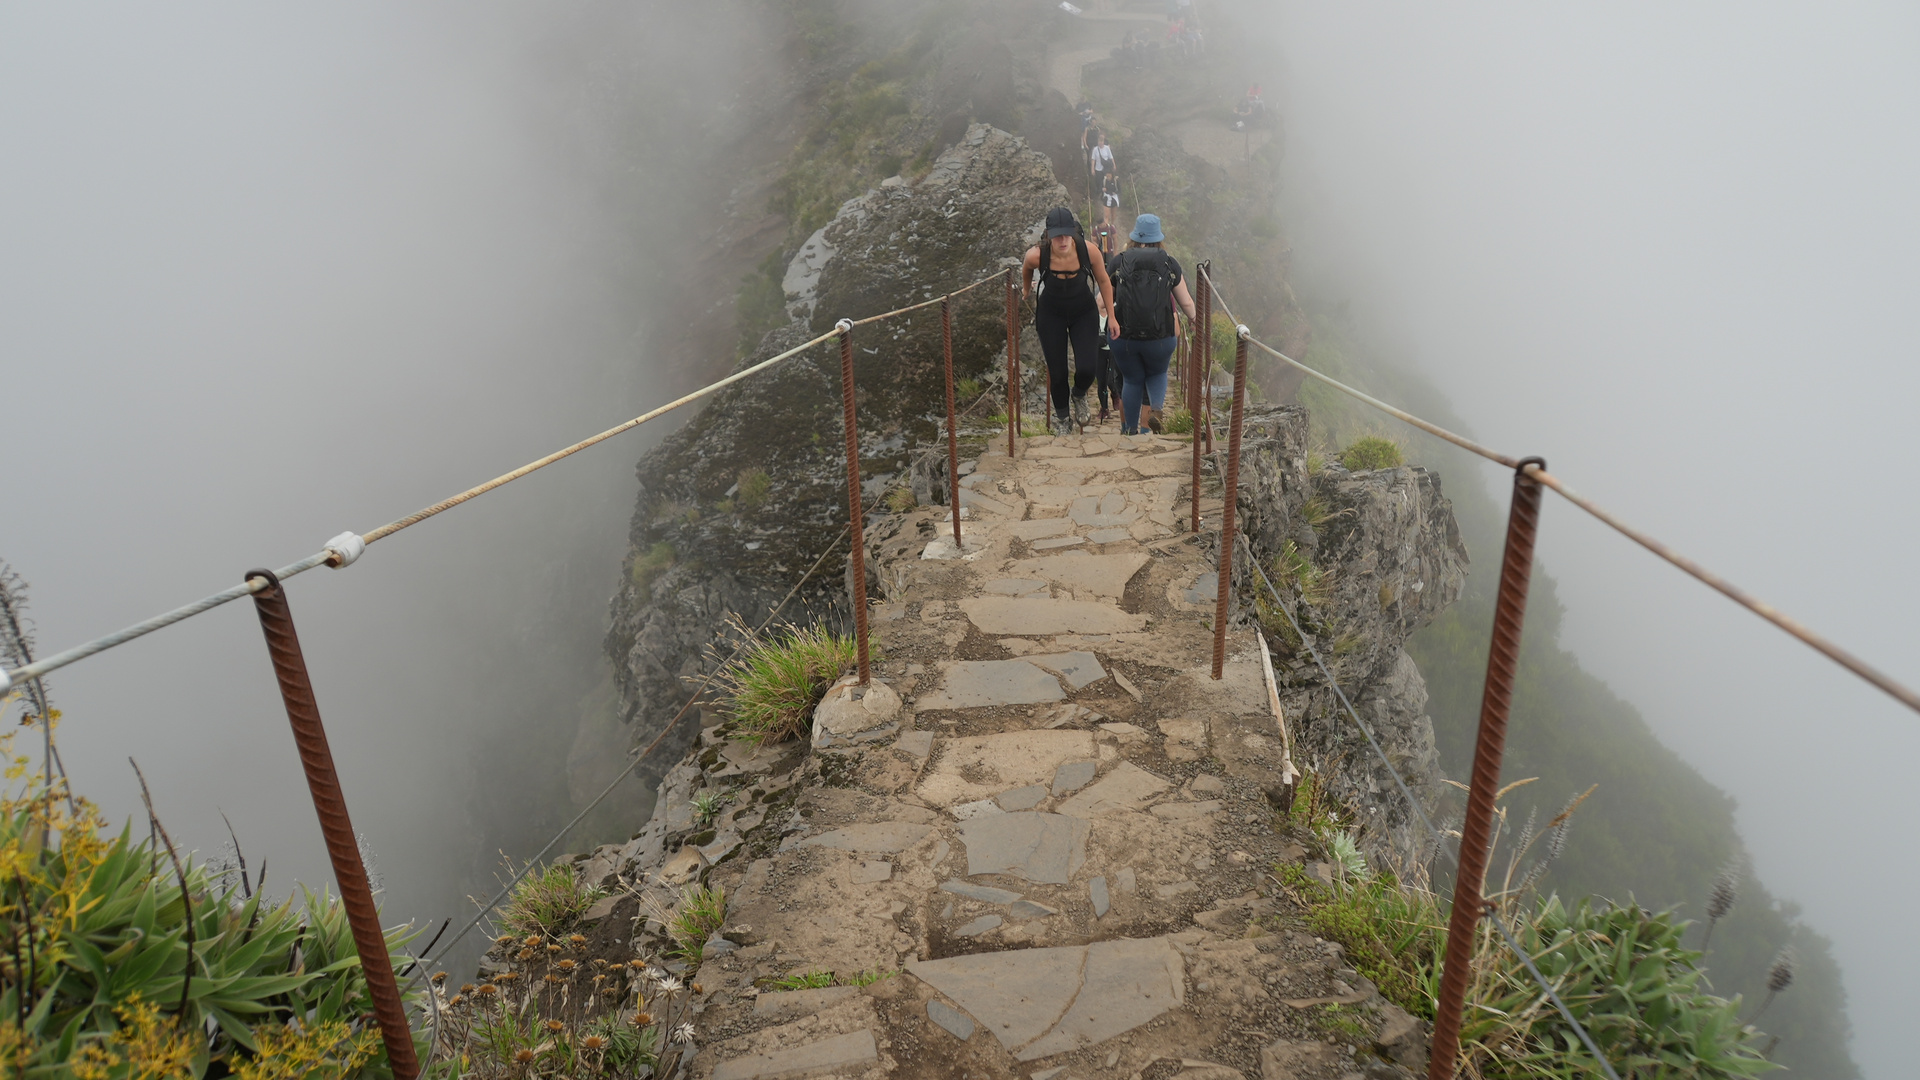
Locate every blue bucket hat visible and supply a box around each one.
[1129,214,1165,244]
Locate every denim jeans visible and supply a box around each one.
[1111,335,1177,434]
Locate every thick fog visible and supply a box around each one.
[1,3,764,973]
[1250,3,1920,1074]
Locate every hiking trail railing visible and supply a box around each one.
[6,251,1916,1076]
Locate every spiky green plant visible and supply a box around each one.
[664,886,727,963]
[770,970,833,991]
[735,468,772,510]
[499,861,604,937]
[718,624,856,744]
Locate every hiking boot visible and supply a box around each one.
[1071,393,1090,430]
[1146,407,1164,435]
[1052,413,1074,436]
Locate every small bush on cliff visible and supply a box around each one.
[500,861,605,937]
[719,624,856,744]
[735,468,772,511]
[1340,435,1404,471]
[629,541,676,592]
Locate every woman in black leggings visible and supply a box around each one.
[1021,207,1118,434]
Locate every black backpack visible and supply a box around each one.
[1109,248,1177,340]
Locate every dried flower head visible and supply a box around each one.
[1768,948,1796,994]
[446,995,464,1008]
[674,1022,696,1043]
[569,934,588,947]
[546,943,563,955]
[524,934,542,946]
[556,959,577,972]
[459,983,476,995]
[494,971,520,983]
[545,1019,566,1034]
[692,983,704,995]
[632,1012,653,1026]
[431,971,450,985]
[1708,867,1739,922]
[515,1049,535,1064]
[656,975,684,994]
[476,984,499,997]
[497,934,517,947]
[544,974,565,986]
[582,1035,606,1051]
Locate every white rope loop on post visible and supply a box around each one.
[834,318,854,334]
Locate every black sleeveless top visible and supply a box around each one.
[1036,237,1098,319]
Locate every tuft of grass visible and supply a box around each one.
[665,885,727,963]
[956,376,985,401]
[500,861,605,937]
[1339,436,1404,471]
[1273,540,1332,609]
[1161,407,1194,434]
[884,484,916,514]
[736,468,772,511]
[1306,449,1325,475]
[691,790,727,828]
[771,970,834,991]
[842,968,897,988]
[629,541,676,592]
[719,624,856,744]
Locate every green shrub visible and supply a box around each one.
[1339,436,1404,471]
[663,886,726,963]
[718,624,856,744]
[884,485,916,514]
[770,970,834,991]
[735,469,772,511]
[1161,407,1194,434]
[499,861,604,938]
[629,541,676,592]
[0,732,417,1076]
[956,377,985,402]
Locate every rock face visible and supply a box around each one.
[603,124,1061,760]
[1232,405,1470,856]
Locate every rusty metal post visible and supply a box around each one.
[1428,457,1547,1080]
[835,320,872,685]
[941,295,962,546]
[1210,329,1250,680]
[1190,267,1210,533]
[1004,270,1018,456]
[245,570,419,1079]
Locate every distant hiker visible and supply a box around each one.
[1090,131,1116,189]
[1078,101,1097,149]
[1093,219,1119,258]
[1105,213,1197,435]
[1023,207,1118,435]
[1101,172,1122,230]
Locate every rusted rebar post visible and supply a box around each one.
[1428,456,1547,1080]
[941,295,962,546]
[1211,328,1251,680]
[1190,266,1210,533]
[1004,269,1018,456]
[835,320,872,685]
[245,570,419,1079]
[1201,264,1216,455]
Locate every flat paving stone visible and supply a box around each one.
[1055,761,1172,818]
[712,1030,878,1080]
[1086,527,1133,544]
[752,985,856,1019]
[895,730,934,759]
[851,859,892,883]
[984,577,1050,596]
[796,822,932,853]
[955,914,1003,937]
[1008,552,1148,600]
[956,812,1089,884]
[960,489,1024,517]
[1156,880,1200,898]
[1008,899,1058,919]
[916,659,1065,711]
[1090,876,1110,917]
[1030,535,1086,550]
[959,596,1146,636]
[994,784,1049,811]
[928,999,976,1041]
[917,730,1096,807]
[1023,651,1106,690]
[1002,518,1076,540]
[1013,545,1144,595]
[1115,867,1137,893]
[1051,759,1098,795]
[907,937,1185,1061]
[941,879,1023,904]
[1069,492,1141,527]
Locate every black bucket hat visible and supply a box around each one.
[1044,206,1080,239]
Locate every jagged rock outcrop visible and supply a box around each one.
[1232,405,1469,857]
[604,125,1061,756]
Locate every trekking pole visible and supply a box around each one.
[245,571,419,1078]
[834,320,872,685]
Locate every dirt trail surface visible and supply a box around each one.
[584,430,1432,1078]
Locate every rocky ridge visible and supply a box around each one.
[553,406,1466,1076]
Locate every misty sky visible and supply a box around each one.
[1258,3,1920,1074]
[0,2,758,965]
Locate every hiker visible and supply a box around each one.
[1022,207,1118,435]
[1093,218,1119,258]
[1101,171,1121,230]
[1105,213,1197,435]
[1089,131,1116,192]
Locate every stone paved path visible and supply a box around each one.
[618,431,1427,1079]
